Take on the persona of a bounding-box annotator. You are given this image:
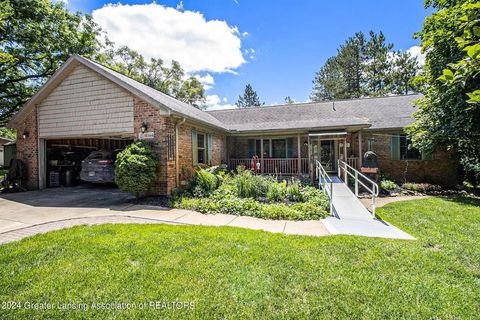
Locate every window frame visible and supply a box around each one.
[196,132,207,164]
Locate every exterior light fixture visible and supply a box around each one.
[141,122,148,133]
[22,130,29,139]
[303,140,308,146]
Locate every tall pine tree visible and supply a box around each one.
[236,84,264,108]
[311,31,419,101]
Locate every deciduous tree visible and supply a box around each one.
[407,0,480,184]
[0,0,106,126]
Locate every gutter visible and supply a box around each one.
[174,117,186,188]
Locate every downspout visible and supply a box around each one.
[174,117,186,188]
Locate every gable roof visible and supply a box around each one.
[8,55,420,133]
[8,55,226,130]
[208,94,421,133]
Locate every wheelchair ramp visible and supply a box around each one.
[321,177,415,240]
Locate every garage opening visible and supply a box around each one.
[45,138,133,188]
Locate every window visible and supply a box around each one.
[272,139,286,158]
[248,138,293,158]
[399,135,420,160]
[192,129,212,165]
[367,139,375,152]
[391,134,432,160]
[197,133,206,164]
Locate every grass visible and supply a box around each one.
[0,196,479,319]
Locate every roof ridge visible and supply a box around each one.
[207,93,422,113]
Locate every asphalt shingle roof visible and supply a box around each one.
[208,95,421,132]
[9,55,421,133]
[83,57,227,130]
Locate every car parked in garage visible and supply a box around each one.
[80,151,116,183]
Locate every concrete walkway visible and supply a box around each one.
[0,187,330,244]
[0,185,415,245]
[322,177,415,240]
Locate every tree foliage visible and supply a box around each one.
[407,0,480,183]
[0,0,106,126]
[236,84,264,108]
[0,2,207,128]
[284,96,295,104]
[102,46,206,108]
[311,31,420,101]
[115,141,159,199]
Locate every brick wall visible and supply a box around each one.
[15,109,39,190]
[132,99,228,194]
[133,98,176,195]
[359,130,459,186]
[177,122,227,182]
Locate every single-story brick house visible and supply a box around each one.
[7,55,458,194]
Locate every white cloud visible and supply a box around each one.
[407,45,425,67]
[194,73,215,90]
[204,95,236,110]
[93,3,246,73]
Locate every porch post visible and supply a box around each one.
[297,135,301,176]
[308,136,313,183]
[260,137,264,174]
[358,130,363,169]
[343,138,347,161]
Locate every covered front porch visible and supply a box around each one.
[227,130,366,178]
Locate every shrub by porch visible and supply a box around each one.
[173,167,330,220]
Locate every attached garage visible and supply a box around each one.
[31,60,136,189]
[44,138,132,188]
[7,54,228,195]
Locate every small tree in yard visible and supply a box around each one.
[115,141,159,199]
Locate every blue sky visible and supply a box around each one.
[64,0,429,108]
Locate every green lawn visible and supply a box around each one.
[0,197,479,319]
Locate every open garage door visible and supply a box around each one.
[43,138,133,188]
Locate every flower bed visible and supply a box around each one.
[173,167,330,220]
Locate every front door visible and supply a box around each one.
[311,138,337,177]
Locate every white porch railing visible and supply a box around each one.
[338,159,379,217]
[229,158,309,175]
[347,157,359,170]
[316,160,334,214]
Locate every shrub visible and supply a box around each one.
[267,181,287,201]
[232,170,272,198]
[381,180,399,191]
[174,180,330,221]
[286,180,302,202]
[115,141,159,199]
[192,169,218,196]
[402,182,442,193]
[235,170,257,198]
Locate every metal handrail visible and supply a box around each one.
[315,160,334,214]
[338,159,379,217]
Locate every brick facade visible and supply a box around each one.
[15,109,39,190]
[227,131,459,187]
[15,97,227,195]
[13,99,458,192]
[351,130,459,186]
[133,98,227,194]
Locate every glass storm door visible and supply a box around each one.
[312,139,336,177]
[320,140,335,172]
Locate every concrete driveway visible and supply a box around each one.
[0,186,330,243]
[0,185,136,232]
